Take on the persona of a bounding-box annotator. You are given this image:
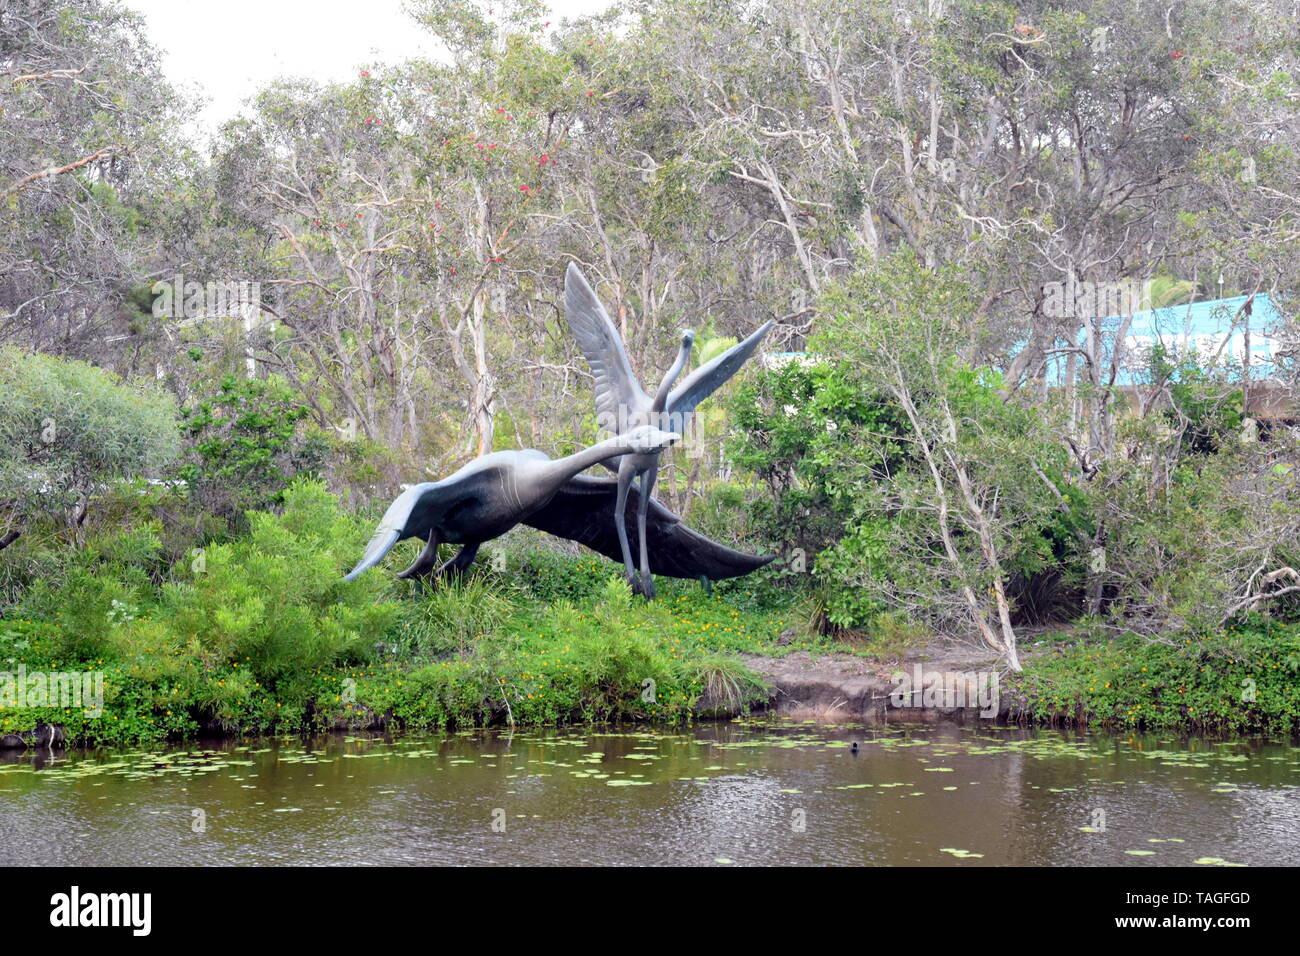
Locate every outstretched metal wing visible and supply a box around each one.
[564,263,650,432]
[666,320,773,420]
[522,474,774,580]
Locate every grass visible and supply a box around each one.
[685,653,773,716]
[1010,618,1300,734]
[5,480,1298,745]
[0,495,822,745]
[338,566,811,730]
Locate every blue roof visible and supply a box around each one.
[761,295,1291,388]
[1044,293,1289,386]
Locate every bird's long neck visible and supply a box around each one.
[552,435,647,479]
[652,340,692,413]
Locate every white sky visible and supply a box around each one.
[124,0,613,142]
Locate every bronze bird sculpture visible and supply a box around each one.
[563,262,772,597]
[345,426,681,582]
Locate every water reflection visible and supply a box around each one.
[0,722,1296,866]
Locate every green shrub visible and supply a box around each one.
[163,479,398,692]
[1016,619,1300,733]
[511,542,621,603]
[14,565,144,663]
[179,375,326,527]
[0,348,179,546]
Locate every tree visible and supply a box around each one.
[0,0,195,360]
[815,253,1070,669]
[0,349,179,548]
[179,375,326,528]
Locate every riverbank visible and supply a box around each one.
[4,602,1297,747]
[739,620,1300,733]
[0,497,806,747]
[3,483,1296,747]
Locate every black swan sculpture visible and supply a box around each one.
[522,473,773,582]
[345,425,679,582]
[344,425,773,585]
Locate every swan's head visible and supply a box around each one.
[342,483,431,580]
[624,425,681,454]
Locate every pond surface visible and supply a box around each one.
[1,721,1297,866]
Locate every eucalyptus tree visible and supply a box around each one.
[815,253,1069,670]
[0,0,192,359]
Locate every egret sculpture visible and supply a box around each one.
[345,425,679,582]
[563,262,772,598]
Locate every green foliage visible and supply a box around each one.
[0,348,180,538]
[727,253,1077,640]
[1017,620,1300,733]
[685,652,771,716]
[7,470,1296,742]
[4,480,399,739]
[388,572,515,659]
[730,358,904,559]
[1084,428,1300,631]
[293,567,799,731]
[179,375,325,525]
[163,480,397,691]
[511,546,618,603]
[816,255,1073,640]
[684,481,749,548]
[808,518,895,630]
[1142,345,1244,458]
[1,490,806,744]
[727,357,915,628]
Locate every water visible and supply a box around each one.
[1,721,1297,866]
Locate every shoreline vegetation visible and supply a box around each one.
[2,483,1295,749]
[3,1,1299,750]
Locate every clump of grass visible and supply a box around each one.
[390,572,517,660]
[685,653,770,715]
